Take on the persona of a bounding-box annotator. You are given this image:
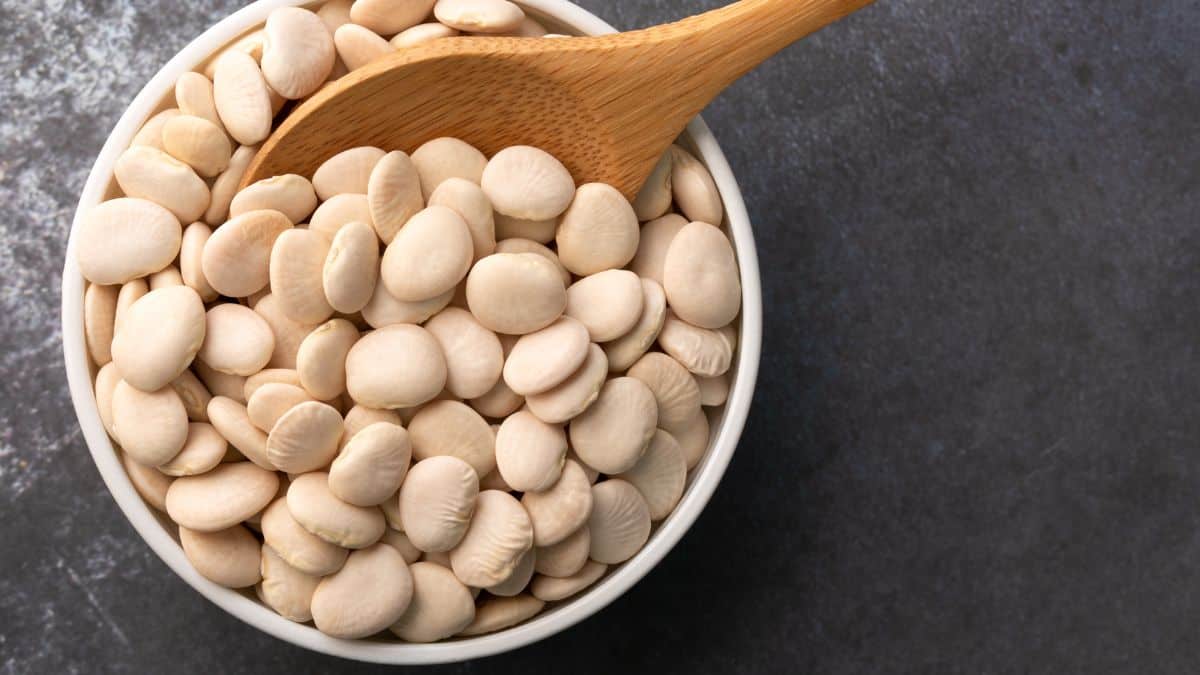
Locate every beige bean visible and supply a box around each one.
[84,283,118,366]
[556,183,639,276]
[367,150,424,244]
[95,363,121,438]
[309,193,374,238]
[352,0,436,35]
[121,451,172,512]
[458,594,544,636]
[390,562,475,642]
[112,286,206,392]
[488,548,535,597]
[399,455,479,552]
[254,293,318,369]
[114,279,149,335]
[670,145,724,226]
[199,303,275,376]
[170,370,212,422]
[429,177,496,260]
[213,51,273,146]
[435,0,524,33]
[329,422,412,506]
[333,23,394,71]
[534,524,590,577]
[204,30,266,81]
[259,544,322,622]
[627,352,702,435]
[201,209,292,298]
[423,308,503,399]
[270,229,334,324]
[261,7,335,99]
[342,405,403,449]
[697,372,730,407]
[503,317,589,396]
[288,472,386,548]
[179,223,217,302]
[295,319,359,400]
[313,145,386,200]
[247,383,314,432]
[231,174,318,224]
[530,560,607,602]
[205,145,258,225]
[673,406,710,470]
[469,379,524,420]
[479,465,512,492]
[565,270,644,342]
[481,146,574,220]
[411,137,487,200]
[112,381,188,465]
[162,115,231,177]
[323,222,379,314]
[381,529,422,563]
[569,377,656,474]
[180,525,261,588]
[175,72,223,131]
[657,312,732,377]
[521,459,593,547]
[587,479,651,564]
[494,238,570,285]
[268,401,343,473]
[422,550,453,568]
[603,279,666,372]
[615,429,686,520]
[244,368,302,400]
[663,221,741,329]
[345,324,447,409]
[207,396,273,469]
[148,266,183,290]
[166,462,279,531]
[195,362,248,405]
[381,206,473,302]
[261,498,348,576]
[390,22,459,48]
[361,281,453,329]
[317,0,353,33]
[449,490,532,587]
[466,253,566,335]
[159,422,227,476]
[632,151,673,221]
[495,410,565,494]
[491,15,548,37]
[131,108,181,151]
[525,343,607,424]
[76,198,181,286]
[311,543,413,639]
[408,400,496,476]
[629,213,687,285]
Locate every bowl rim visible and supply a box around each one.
[60,0,763,664]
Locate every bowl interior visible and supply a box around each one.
[61,0,762,664]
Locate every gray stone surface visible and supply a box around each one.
[3,0,1200,672]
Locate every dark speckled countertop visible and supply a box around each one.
[4,1,1200,673]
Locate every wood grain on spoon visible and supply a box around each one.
[243,0,876,198]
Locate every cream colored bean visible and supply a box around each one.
[466,253,566,335]
[484,213,560,246]
[390,22,459,47]
[345,324,447,408]
[114,279,148,334]
[321,224,379,315]
[422,550,453,568]
[587,479,651,564]
[424,308,503,399]
[317,0,353,33]
[569,377,656,474]
[362,282,453,329]
[76,198,181,285]
[429,177,496,260]
[503,317,589,396]
[603,279,667,373]
[170,370,212,423]
[270,229,334,324]
[159,423,227,477]
[244,368,302,400]
[131,108,181,151]
[565,270,644,342]
[390,562,475,642]
[247,383,314,432]
[112,381,188,465]
[313,146,386,199]
[615,429,686,521]
[628,352,702,434]
[458,594,544,636]
[162,115,231,177]
[288,472,386,548]
[657,312,733,377]
[95,363,121,438]
[488,548,535,597]
[495,410,567,493]
[180,525,261,588]
[333,23,393,71]
[196,362,248,405]
[556,183,639,276]
[367,151,424,244]
[261,7,335,99]
[673,406,710,470]
[493,15,548,37]
[204,30,266,80]
[435,0,524,34]
[175,72,223,131]
[399,455,479,553]
[329,422,412,506]
[408,400,496,476]
[530,560,606,602]
[449,490,532,587]
[481,146,574,220]
[166,462,279,531]
[207,396,274,469]
[381,206,473,302]
[179,223,217,302]
[663,221,741,329]
[311,543,413,639]
[148,266,183,290]
[310,195,369,238]
[112,286,205,392]
[121,451,172,511]
[199,303,275,376]
[295,319,358,400]
[479,465,512,492]
[202,209,292,298]
[254,293,318,369]
[342,405,403,449]
[493,238,570,285]
[670,145,723,225]
[697,372,730,407]
[261,498,348,575]
[534,524,590,577]
[351,0,435,35]
[231,174,318,224]
[268,401,343,473]
[469,379,524,419]
[411,137,487,200]
[84,283,118,366]
[260,544,322,622]
[632,151,673,221]
[525,343,607,424]
[381,529,422,563]
[212,51,273,146]
[521,459,592,547]
[205,145,258,225]
[629,213,687,285]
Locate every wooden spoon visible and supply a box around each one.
[243,0,875,198]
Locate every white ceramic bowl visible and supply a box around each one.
[60,0,762,664]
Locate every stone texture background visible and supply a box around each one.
[4,0,1200,673]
